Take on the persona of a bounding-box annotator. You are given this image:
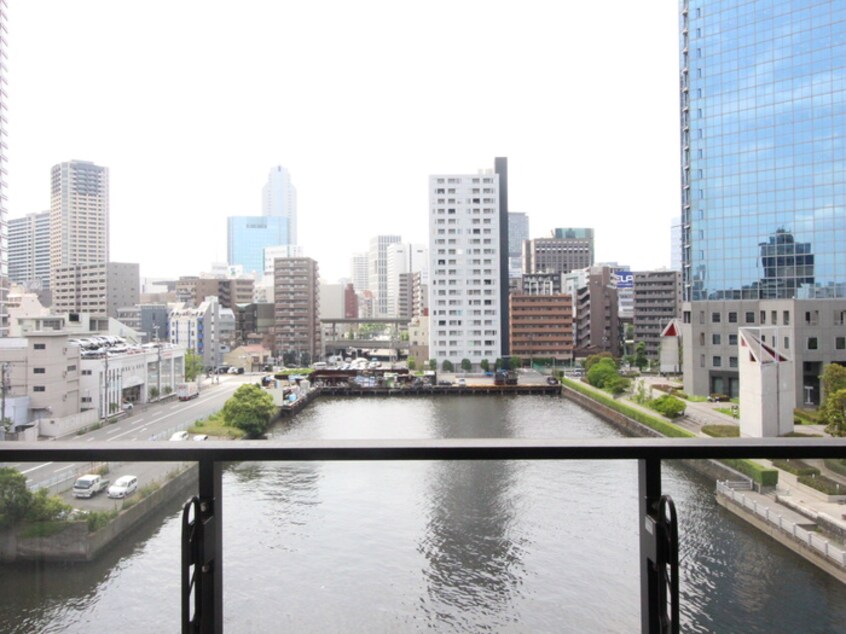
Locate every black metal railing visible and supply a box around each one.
[3,437,846,634]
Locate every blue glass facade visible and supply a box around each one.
[681,0,846,301]
[227,216,287,276]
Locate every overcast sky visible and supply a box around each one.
[6,1,681,283]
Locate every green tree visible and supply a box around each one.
[510,356,523,369]
[820,364,846,427]
[428,359,437,371]
[407,356,416,371]
[650,394,686,419]
[0,467,33,528]
[494,358,503,370]
[27,488,71,522]
[584,352,616,372]
[480,359,490,373]
[149,386,160,400]
[442,360,454,372]
[586,358,618,389]
[634,342,648,371]
[460,358,472,372]
[184,351,204,381]
[223,384,276,438]
[823,387,846,436]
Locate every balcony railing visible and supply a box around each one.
[2,437,845,634]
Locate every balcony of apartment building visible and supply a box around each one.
[6,438,839,632]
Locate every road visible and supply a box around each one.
[4,374,258,510]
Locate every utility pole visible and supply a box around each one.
[154,324,162,400]
[1,362,9,429]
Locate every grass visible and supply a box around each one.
[794,409,822,426]
[771,458,820,476]
[188,412,245,439]
[686,395,709,403]
[561,378,779,487]
[798,473,846,496]
[824,459,846,477]
[701,424,739,438]
[715,407,739,418]
[20,521,70,539]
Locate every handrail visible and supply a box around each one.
[3,437,845,634]
[2,437,845,463]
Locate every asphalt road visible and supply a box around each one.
[5,374,258,510]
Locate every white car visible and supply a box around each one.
[169,431,189,441]
[193,434,209,441]
[108,475,138,499]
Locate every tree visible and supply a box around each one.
[586,358,618,389]
[442,360,454,372]
[823,387,846,437]
[494,358,503,370]
[0,467,32,527]
[407,356,416,371]
[460,358,472,372]
[510,356,523,369]
[585,352,616,372]
[480,359,490,372]
[149,386,160,401]
[428,359,437,371]
[820,364,846,428]
[634,342,648,371]
[184,351,204,381]
[223,384,276,438]
[27,488,71,522]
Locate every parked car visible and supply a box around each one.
[708,393,730,402]
[546,377,560,386]
[73,474,110,498]
[193,434,209,441]
[169,431,189,441]
[108,475,138,499]
[457,378,466,387]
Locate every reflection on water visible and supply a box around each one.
[3,396,846,633]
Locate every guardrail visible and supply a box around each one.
[3,437,846,634]
[716,480,846,567]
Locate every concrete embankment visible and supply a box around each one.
[560,384,740,483]
[0,464,198,563]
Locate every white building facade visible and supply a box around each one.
[262,165,298,246]
[428,171,501,367]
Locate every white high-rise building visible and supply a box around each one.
[0,0,8,336]
[386,243,428,318]
[670,215,682,272]
[8,211,51,291]
[350,253,369,295]
[428,170,502,367]
[49,160,110,284]
[261,165,298,246]
[368,235,401,317]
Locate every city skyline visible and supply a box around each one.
[5,1,680,283]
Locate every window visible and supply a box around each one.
[700,354,705,368]
[33,343,46,350]
[783,311,790,326]
[808,337,818,350]
[711,312,720,323]
[728,312,737,323]
[760,311,766,324]
[33,386,46,392]
[837,337,846,350]
[745,312,755,324]
[33,368,45,374]
[771,311,777,325]
[712,356,722,368]
[784,337,790,350]
[712,334,721,345]
[729,334,738,346]
[729,357,738,368]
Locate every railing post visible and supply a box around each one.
[639,458,679,634]
[182,458,223,634]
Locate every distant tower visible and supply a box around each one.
[49,160,110,284]
[0,0,9,336]
[262,166,298,246]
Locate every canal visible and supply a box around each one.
[2,396,845,632]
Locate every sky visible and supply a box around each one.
[6,1,681,284]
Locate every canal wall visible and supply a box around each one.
[560,384,741,483]
[0,464,198,562]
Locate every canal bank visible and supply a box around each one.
[0,463,197,563]
[560,378,846,583]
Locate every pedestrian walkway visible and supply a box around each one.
[564,373,846,577]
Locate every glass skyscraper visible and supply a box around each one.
[681,1,846,402]
[227,216,287,278]
[681,0,846,301]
